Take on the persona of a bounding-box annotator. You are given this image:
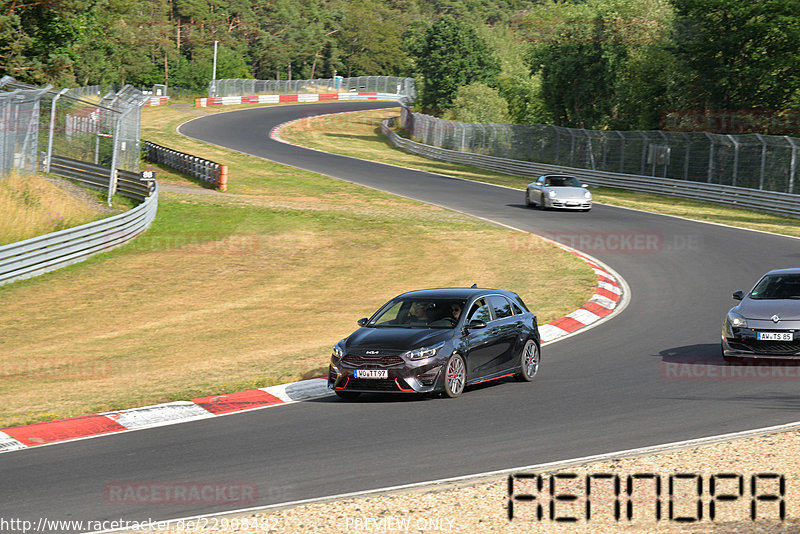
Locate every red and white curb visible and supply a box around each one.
[0,380,332,453]
[538,239,624,344]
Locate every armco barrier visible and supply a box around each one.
[143,141,227,191]
[195,92,408,107]
[49,155,153,201]
[382,118,800,219]
[0,180,157,286]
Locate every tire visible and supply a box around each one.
[524,191,532,207]
[335,390,361,400]
[515,339,540,382]
[443,353,466,398]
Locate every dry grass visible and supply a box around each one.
[0,171,105,245]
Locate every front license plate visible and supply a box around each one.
[354,369,388,379]
[566,201,580,206]
[757,332,793,341]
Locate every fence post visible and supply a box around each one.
[728,134,739,187]
[705,133,715,183]
[755,134,767,190]
[787,136,798,194]
[46,88,68,173]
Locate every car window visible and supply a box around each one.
[549,176,581,187]
[488,295,513,319]
[750,274,800,299]
[466,298,492,323]
[370,301,403,326]
[511,302,523,315]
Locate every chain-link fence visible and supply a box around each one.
[0,78,51,177]
[400,107,800,194]
[0,77,149,180]
[211,76,416,100]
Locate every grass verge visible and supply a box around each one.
[0,171,113,245]
[279,108,800,239]
[0,103,596,428]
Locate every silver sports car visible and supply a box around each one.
[722,268,800,361]
[525,174,592,211]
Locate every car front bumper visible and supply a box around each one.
[545,198,592,210]
[722,332,800,359]
[327,357,447,394]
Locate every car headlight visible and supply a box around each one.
[548,190,557,199]
[332,340,345,358]
[584,191,592,200]
[727,311,748,329]
[403,342,445,360]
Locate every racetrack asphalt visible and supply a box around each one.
[3,101,800,533]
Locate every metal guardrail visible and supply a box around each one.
[0,179,158,286]
[48,155,153,201]
[143,141,227,191]
[382,118,800,219]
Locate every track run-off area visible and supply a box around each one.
[2,101,800,532]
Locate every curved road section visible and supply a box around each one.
[3,101,800,532]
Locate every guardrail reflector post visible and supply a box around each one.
[218,165,228,191]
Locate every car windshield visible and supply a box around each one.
[749,274,800,299]
[367,298,468,328]
[547,176,581,187]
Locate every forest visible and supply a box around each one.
[2,0,799,131]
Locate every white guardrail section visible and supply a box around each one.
[0,183,158,286]
[382,118,800,219]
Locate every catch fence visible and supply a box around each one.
[0,77,149,187]
[400,108,800,194]
[211,76,415,101]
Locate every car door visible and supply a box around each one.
[533,176,545,205]
[461,298,503,377]
[487,295,523,372]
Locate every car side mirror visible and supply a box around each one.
[732,290,744,301]
[357,318,369,326]
[465,320,487,330]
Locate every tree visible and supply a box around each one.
[411,15,499,111]
[669,0,800,110]
[451,83,510,123]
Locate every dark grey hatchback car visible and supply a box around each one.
[328,288,541,398]
[722,268,800,361]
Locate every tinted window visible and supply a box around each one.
[467,299,492,323]
[548,176,581,187]
[488,295,513,319]
[750,274,800,299]
[511,302,523,315]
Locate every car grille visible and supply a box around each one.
[736,340,800,355]
[341,355,404,367]
[345,378,401,391]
